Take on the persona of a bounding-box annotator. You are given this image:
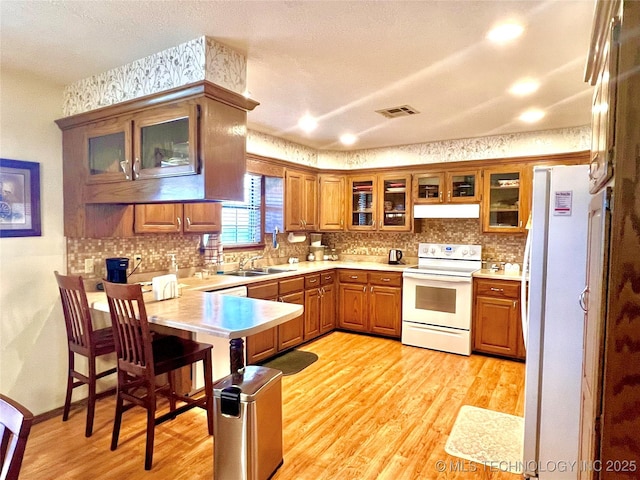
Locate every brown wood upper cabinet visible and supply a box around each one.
[482,165,529,233]
[413,170,480,204]
[347,173,411,232]
[285,168,317,231]
[83,102,198,185]
[134,203,221,234]
[318,175,345,231]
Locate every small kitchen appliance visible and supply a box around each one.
[401,243,481,355]
[105,257,129,284]
[388,249,403,264]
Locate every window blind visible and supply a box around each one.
[221,174,263,246]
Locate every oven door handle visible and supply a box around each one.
[402,272,472,283]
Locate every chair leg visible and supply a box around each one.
[85,358,97,437]
[111,387,124,451]
[144,389,156,470]
[62,350,75,422]
[203,352,214,436]
[167,371,177,413]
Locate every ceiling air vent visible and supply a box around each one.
[375,105,420,119]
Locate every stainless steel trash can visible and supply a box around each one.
[213,366,283,480]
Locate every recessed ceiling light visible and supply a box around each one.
[340,133,358,146]
[519,109,545,123]
[509,79,539,96]
[487,22,524,44]
[298,115,318,133]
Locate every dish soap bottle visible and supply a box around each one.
[168,253,179,276]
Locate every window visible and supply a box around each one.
[221,174,263,247]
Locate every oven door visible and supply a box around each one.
[402,272,472,330]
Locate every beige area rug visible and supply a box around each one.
[445,405,524,474]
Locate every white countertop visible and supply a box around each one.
[88,288,303,339]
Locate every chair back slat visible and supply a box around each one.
[0,394,33,480]
[104,282,155,377]
[54,271,93,351]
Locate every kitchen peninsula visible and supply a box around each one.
[88,288,303,373]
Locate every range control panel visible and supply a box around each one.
[417,243,482,261]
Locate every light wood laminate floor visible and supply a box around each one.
[21,331,525,479]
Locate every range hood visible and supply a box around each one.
[413,204,480,219]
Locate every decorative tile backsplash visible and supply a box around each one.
[63,36,246,116]
[324,218,525,265]
[66,233,311,279]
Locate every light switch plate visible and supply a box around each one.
[84,258,94,274]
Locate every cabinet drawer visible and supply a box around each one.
[279,276,304,295]
[247,281,279,300]
[369,272,402,287]
[338,270,367,284]
[305,274,321,289]
[475,279,520,299]
[320,270,335,285]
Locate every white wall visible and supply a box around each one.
[0,69,67,414]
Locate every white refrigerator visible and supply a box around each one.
[521,165,590,479]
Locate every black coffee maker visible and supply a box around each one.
[105,257,129,283]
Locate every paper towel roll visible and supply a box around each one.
[288,232,306,243]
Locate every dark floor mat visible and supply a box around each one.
[261,350,319,376]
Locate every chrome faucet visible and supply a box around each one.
[238,255,263,270]
[248,255,263,270]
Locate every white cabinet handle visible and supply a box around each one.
[381,278,391,282]
[350,275,359,279]
[490,287,503,292]
[133,158,140,179]
[370,286,374,293]
[362,286,366,293]
[186,217,192,227]
[177,217,182,227]
[119,160,130,180]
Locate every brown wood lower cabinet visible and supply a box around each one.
[472,277,525,360]
[304,271,337,342]
[245,281,279,364]
[338,270,402,338]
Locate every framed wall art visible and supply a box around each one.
[0,158,41,237]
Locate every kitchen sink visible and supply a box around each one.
[222,267,295,277]
[222,270,270,277]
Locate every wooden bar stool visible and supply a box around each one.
[103,281,214,470]
[54,271,117,437]
[0,394,34,480]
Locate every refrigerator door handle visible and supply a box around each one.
[521,222,532,349]
[579,285,589,313]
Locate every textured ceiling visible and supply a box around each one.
[0,0,596,151]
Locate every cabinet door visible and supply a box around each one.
[133,204,182,233]
[338,283,368,331]
[473,295,519,357]
[84,116,132,184]
[320,283,336,334]
[303,173,317,230]
[348,175,377,231]
[278,291,304,351]
[318,175,345,231]
[379,174,411,231]
[482,166,526,233]
[183,203,222,233]
[414,172,445,204]
[448,170,480,203]
[304,288,321,341]
[285,170,305,231]
[369,285,402,337]
[133,102,199,180]
[246,281,279,364]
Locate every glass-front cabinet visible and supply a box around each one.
[347,174,411,231]
[83,101,198,184]
[482,166,527,233]
[348,176,377,231]
[84,118,132,184]
[379,174,411,231]
[133,103,198,179]
[414,170,479,203]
